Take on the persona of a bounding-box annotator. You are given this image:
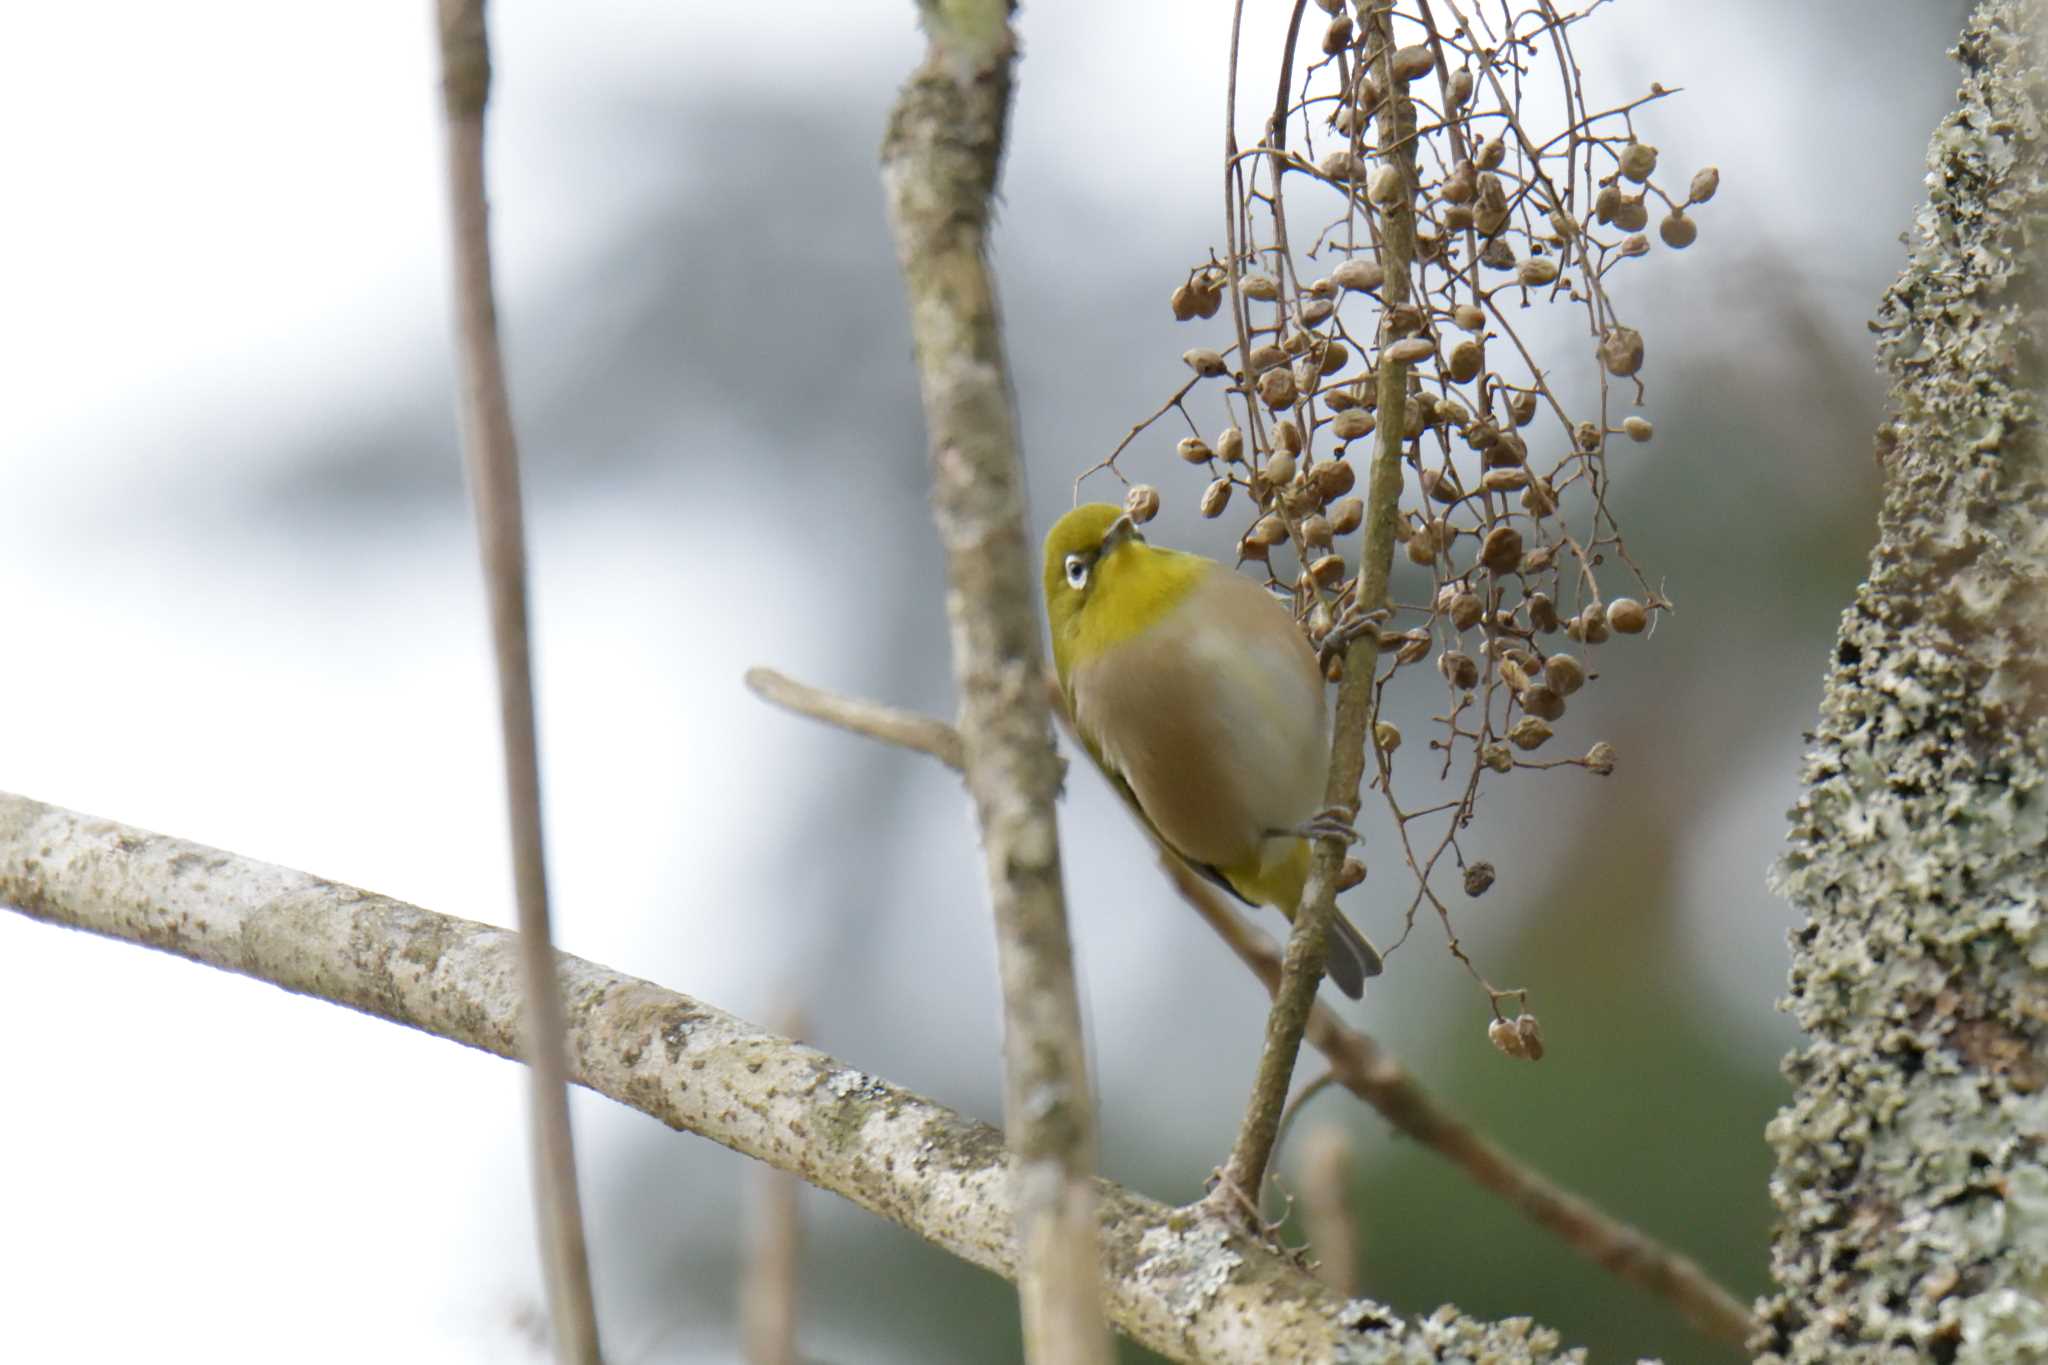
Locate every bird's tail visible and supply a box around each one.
[1224,839,1384,1000]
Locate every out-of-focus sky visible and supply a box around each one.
[0,3,1968,1362]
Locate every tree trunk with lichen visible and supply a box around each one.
[1761,4,2048,1360]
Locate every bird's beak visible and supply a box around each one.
[1097,514,1141,557]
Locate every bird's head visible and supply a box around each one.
[1042,501,1202,685]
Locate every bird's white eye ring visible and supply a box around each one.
[1064,554,1089,589]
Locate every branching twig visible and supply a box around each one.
[878,6,1110,1362]
[742,667,1760,1349]
[435,4,601,1360]
[0,792,1587,1365]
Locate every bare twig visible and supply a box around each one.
[0,792,1593,1364]
[878,6,1110,1363]
[745,667,964,771]
[434,4,601,1361]
[742,1007,807,1365]
[1298,1126,1360,1296]
[742,668,1759,1349]
[1210,0,1423,1228]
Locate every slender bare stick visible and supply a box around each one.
[0,792,1598,1364]
[435,4,601,1361]
[1298,1126,1360,1296]
[742,667,1759,1349]
[742,1007,806,1365]
[878,6,1110,1363]
[1209,0,1423,1227]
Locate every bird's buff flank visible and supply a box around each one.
[1043,503,1382,997]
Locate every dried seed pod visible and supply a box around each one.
[1281,329,1312,356]
[1463,861,1495,897]
[1479,237,1517,271]
[1420,466,1463,504]
[1449,590,1484,631]
[1279,476,1319,520]
[1406,524,1439,565]
[1543,652,1586,696]
[1199,477,1232,519]
[1259,366,1298,410]
[1478,525,1524,573]
[1217,426,1246,463]
[1374,720,1402,752]
[1337,858,1367,892]
[1585,741,1618,775]
[1688,166,1721,205]
[1248,514,1289,548]
[1607,597,1649,633]
[1438,397,1470,427]
[1329,495,1364,535]
[1177,436,1214,464]
[1439,650,1480,689]
[1600,326,1646,377]
[1618,141,1658,183]
[1369,163,1408,207]
[1170,283,1201,321]
[1623,416,1654,443]
[1123,484,1161,524]
[1237,533,1270,563]
[1249,343,1288,374]
[1610,195,1649,232]
[1317,340,1351,375]
[1394,631,1431,665]
[1523,543,1556,573]
[1447,67,1474,107]
[1385,336,1437,365]
[1321,149,1366,182]
[1474,174,1510,235]
[1332,258,1386,292]
[1242,272,1280,301]
[1520,683,1565,721]
[1440,160,1477,204]
[1183,347,1228,377]
[1481,467,1530,493]
[1452,302,1485,332]
[1575,603,1612,644]
[1594,184,1622,224]
[1517,255,1560,287]
[1519,476,1558,517]
[1575,420,1603,452]
[1264,450,1298,485]
[1324,387,1359,412]
[1508,716,1553,750]
[1442,203,1476,232]
[1331,408,1376,441]
[1322,12,1354,54]
[1528,591,1560,632]
[1475,136,1506,170]
[1549,208,1578,240]
[1515,1013,1546,1061]
[1659,210,1698,248]
[1384,303,1426,336]
[1620,234,1650,258]
[1293,355,1322,393]
[1309,553,1346,586]
[1308,277,1336,298]
[1485,432,1528,468]
[1447,338,1484,383]
[1301,297,1335,327]
[1489,1016,1529,1059]
[1481,743,1513,773]
[1273,418,1304,454]
[1391,44,1435,82]
[1302,513,1333,548]
[1315,459,1357,503]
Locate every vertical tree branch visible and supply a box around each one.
[1214,0,1420,1219]
[879,5,1111,1362]
[435,3,602,1361]
[1762,3,2048,1360]
[742,1007,807,1365]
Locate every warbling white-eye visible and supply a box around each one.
[1043,502,1383,998]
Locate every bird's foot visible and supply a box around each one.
[1293,805,1359,847]
[1316,602,1390,672]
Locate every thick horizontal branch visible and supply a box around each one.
[748,666,1755,1349]
[0,792,1580,1364]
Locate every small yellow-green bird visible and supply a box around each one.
[1043,502,1383,998]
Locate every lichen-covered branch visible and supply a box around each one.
[435,2,601,1359]
[0,792,1584,1364]
[879,4,1110,1361]
[746,664,1752,1349]
[1762,4,2048,1360]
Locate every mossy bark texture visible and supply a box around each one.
[1764,5,2048,1360]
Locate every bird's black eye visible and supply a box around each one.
[1064,554,1089,590]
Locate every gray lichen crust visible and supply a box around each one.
[1763,4,2048,1361]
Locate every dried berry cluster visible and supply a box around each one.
[1085,0,1710,1054]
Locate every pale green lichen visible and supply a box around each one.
[1763,4,2048,1361]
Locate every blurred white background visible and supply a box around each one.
[0,2,1967,1361]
